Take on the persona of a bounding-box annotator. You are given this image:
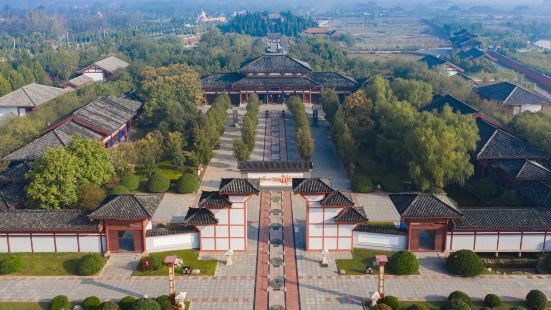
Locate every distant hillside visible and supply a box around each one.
[219,11,316,37]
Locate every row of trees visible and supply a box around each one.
[286,96,314,160]
[323,75,479,192]
[0,60,49,95]
[233,94,260,161]
[220,11,316,37]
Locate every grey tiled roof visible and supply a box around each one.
[89,194,163,220]
[0,210,100,232]
[240,55,312,74]
[231,76,319,88]
[458,48,487,59]
[477,82,550,106]
[0,182,26,210]
[491,160,551,182]
[292,178,334,194]
[333,207,368,223]
[218,178,259,195]
[198,191,232,208]
[73,97,142,134]
[3,121,102,162]
[418,55,446,68]
[67,75,94,88]
[320,191,354,207]
[183,207,218,225]
[0,162,30,183]
[146,226,197,237]
[389,193,463,219]
[309,72,358,88]
[201,73,244,89]
[452,208,551,230]
[238,160,312,171]
[514,181,551,208]
[0,83,68,108]
[354,224,407,235]
[475,117,546,160]
[421,94,478,114]
[92,56,129,73]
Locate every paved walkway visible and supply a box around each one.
[254,192,270,309]
[282,191,300,309]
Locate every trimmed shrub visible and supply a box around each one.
[155,295,172,310]
[133,298,161,310]
[50,295,70,310]
[526,290,548,310]
[121,174,140,191]
[118,296,136,310]
[0,255,23,274]
[147,172,170,193]
[110,185,130,195]
[408,304,429,310]
[448,291,472,307]
[389,251,419,275]
[446,250,484,276]
[542,254,551,273]
[78,253,104,276]
[139,255,162,272]
[83,296,101,310]
[441,299,471,310]
[484,294,502,308]
[353,174,373,193]
[381,296,400,310]
[373,304,392,310]
[175,174,200,194]
[101,301,120,310]
[382,174,402,192]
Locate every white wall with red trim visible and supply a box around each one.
[0,233,105,253]
[446,231,551,252]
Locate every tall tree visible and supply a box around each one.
[66,135,115,186]
[363,74,393,106]
[321,88,339,123]
[391,78,433,108]
[7,70,25,89]
[0,73,11,96]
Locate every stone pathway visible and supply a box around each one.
[282,191,300,309]
[99,253,140,278]
[254,192,270,310]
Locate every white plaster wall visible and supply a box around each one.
[9,235,32,252]
[146,233,199,252]
[309,208,324,223]
[0,107,19,116]
[230,209,244,224]
[338,238,352,250]
[56,236,78,252]
[451,233,475,251]
[216,238,229,250]
[216,226,229,237]
[230,226,245,237]
[83,71,104,81]
[212,209,228,224]
[520,104,542,113]
[474,233,498,251]
[338,225,354,237]
[230,238,245,251]
[323,208,341,223]
[324,225,338,237]
[228,195,248,203]
[0,236,8,253]
[499,233,522,251]
[198,226,214,237]
[324,238,338,250]
[354,232,407,252]
[304,195,325,202]
[79,235,103,252]
[309,238,322,250]
[309,224,323,237]
[245,172,304,187]
[32,235,56,252]
[522,233,546,251]
[202,238,215,250]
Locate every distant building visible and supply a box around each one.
[181,34,201,49]
[476,81,551,115]
[201,54,359,105]
[304,27,336,37]
[458,47,496,62]
[198,9,226,23]
[450,29,480,50]
[421,94,479,114]
[64,75,95,90]
[418,55,464,76]
[0,83,69,116]
[80,56,129,82]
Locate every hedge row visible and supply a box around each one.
[286,96,314,160]
[233,94,260,161]
[50,295,188,310]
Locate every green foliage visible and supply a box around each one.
[441,299,471,310]
[166,132,185,169]
[139,255,162,272]
[475,178,500,199]
[241,93,260,154]
[101,301,120,310]
[321,88,340,122]
[389,251,419,275]
[543,254,551,273]
[364,75,393,105]
[66,135,116,185]
[233,138,251,161]
[511,112,551,157]
[509,307,527,310]
[448,291,472,307]
[287,96,315,160]
[110,185,130,195]
[82,296,101,310]
[408,304,429,310]
[120,174,140,191]
[526,290,547,310]
[372,304,393,310]
[220,11,316,37]
[352,174,373,193]
[147,172,170,193]
[118,296,136,310]
[78,254,104,276]
[0,256,23,274]
[154,296,172,310]
[446,250,484,276]
[382,174,403,192]
[484,294,502,308]
[381,296,400,310]
[0,73,11,96]
[132,298,161,310]
[391,78,433,108]
[175,174,200,194]
[49,295,70,310]
[78,184,106,209]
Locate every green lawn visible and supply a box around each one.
[0,253,107,276]
[336,248,394,275]
[399,300,546,310]
[0,303,47,310]
[132,250,217,276]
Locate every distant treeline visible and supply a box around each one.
[219,11,316,37]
